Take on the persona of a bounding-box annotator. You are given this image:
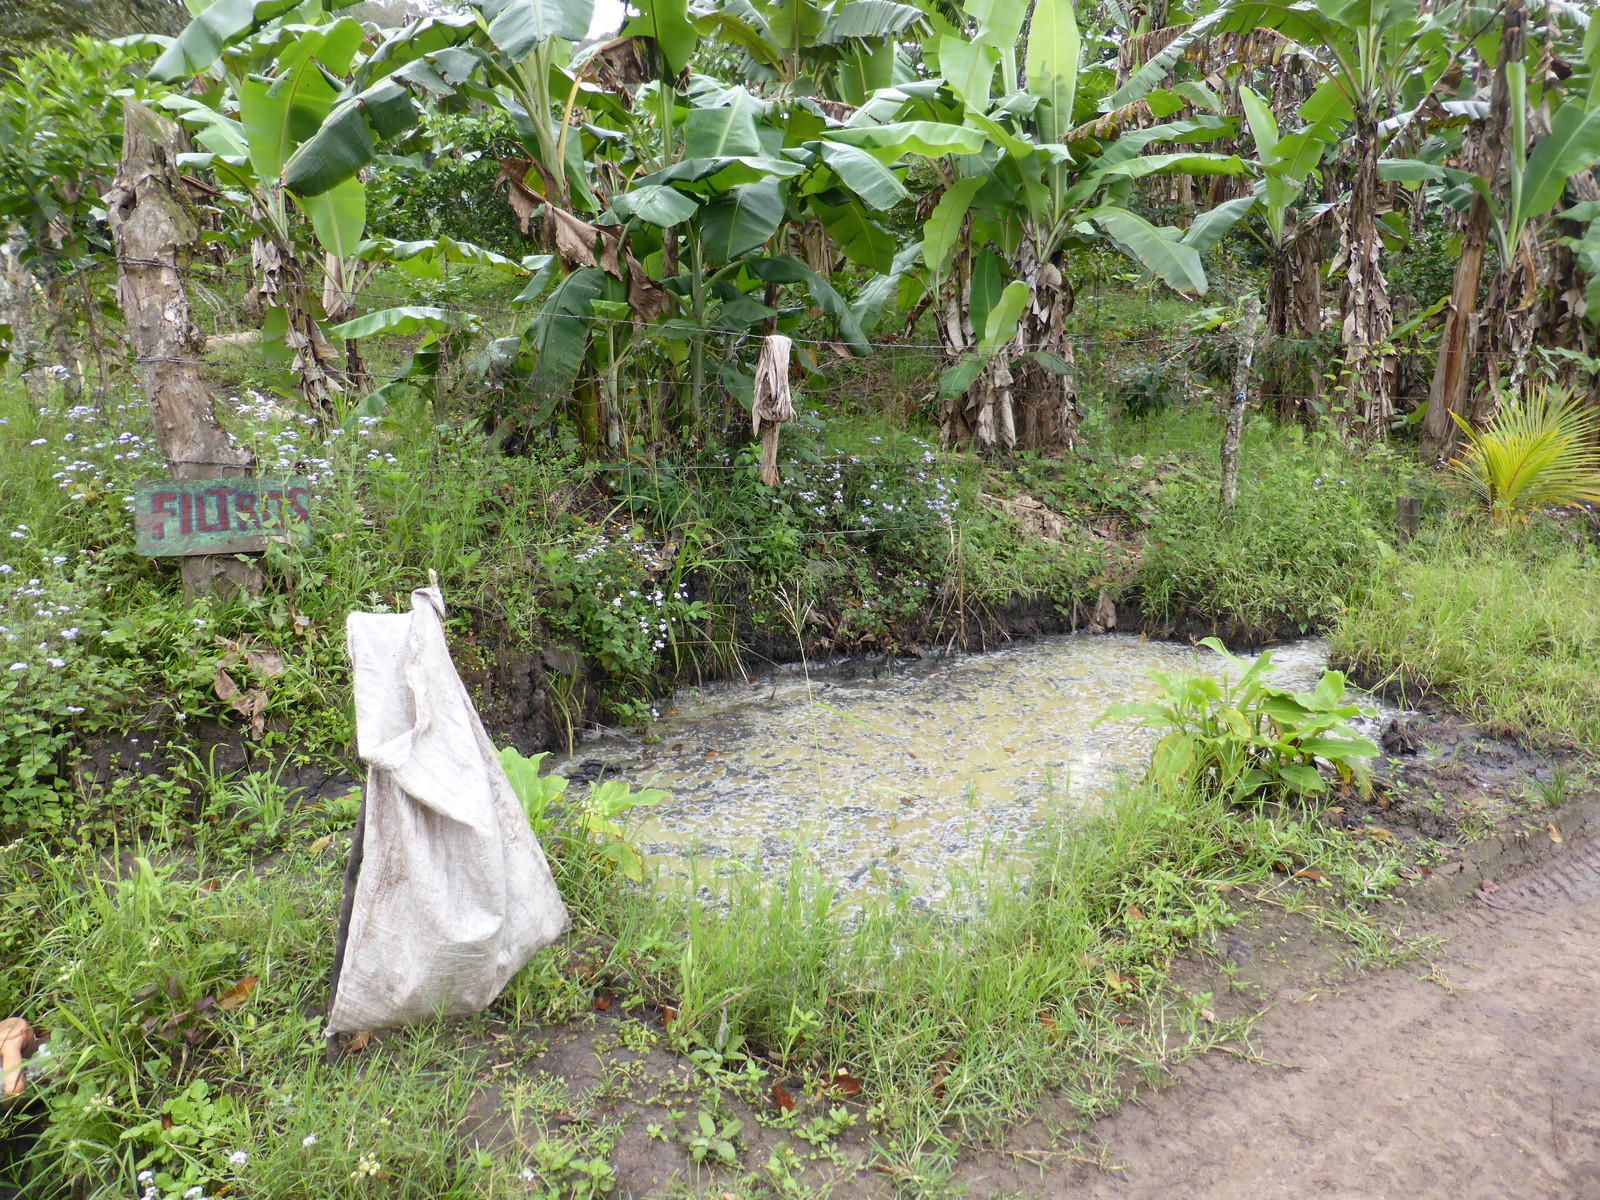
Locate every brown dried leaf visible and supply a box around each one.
[592,994,612,1012]
[1547,823,1564,844]
[547,205,599,270]
[347,1030,371,1053]
[597,223,624,278]
[626,254,670,321]
[581,35,652,101]
[771,1084,796,1112]
[245,649,286,677]
[213,667,241,702]
[831,1069,864,1097]
[1293,868,1325,882]
[215,976,257,1012]
[1126,904,1146,924]
[496,159,549,235]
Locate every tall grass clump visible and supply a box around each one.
[1137,425,1404,640]
[657,771,1400,1164]
[1331,522,1600,747]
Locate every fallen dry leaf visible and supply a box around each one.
[831,1069,864,1097]
[1547,824,1564,844]
[347,1030,371,1053]
[215,977,257,1012]
[1294,868,1326,882]
[213,666,241,702]
[592,994,611,1012]
[771,1084,796,1112]
[1479,879,1498,894]
[1365,826,1395,842]
[245,649,286,677]
[1126,904,1145,924]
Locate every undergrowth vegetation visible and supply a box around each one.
[1135,422,1409,641]
[1,759,1413,1199]
[1332,522,1600,748]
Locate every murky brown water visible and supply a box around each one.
[561,634,1372,894]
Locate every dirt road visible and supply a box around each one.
[1015,839,1600,1199]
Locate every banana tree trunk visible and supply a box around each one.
[1263,218,1322,417]
[939,250,1079,453]
[1420,0,1522,460]
[107,101,261,601]
[1336,109,1395,432]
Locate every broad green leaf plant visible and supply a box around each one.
[1099,637,1378,805]
[499,748,667,882]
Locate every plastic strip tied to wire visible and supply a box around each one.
[328,584,569,1038]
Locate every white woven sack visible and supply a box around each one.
[329,587,569,1032]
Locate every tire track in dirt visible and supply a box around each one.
[1019,839,1600,1199]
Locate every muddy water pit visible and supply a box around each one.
[560,634,1375,898]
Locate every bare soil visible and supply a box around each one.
[962,811,1600,1200]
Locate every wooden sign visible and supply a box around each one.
[133,476,311,557]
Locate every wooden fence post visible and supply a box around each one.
[106,100,262,600]
[1220,295,1262,514]
[1397,496,1421,545]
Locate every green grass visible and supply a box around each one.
[1133,420,1412,642]
[1331,521,1600,748]
[1,761,1409,1199]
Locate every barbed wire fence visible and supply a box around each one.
[12,252,1472,532]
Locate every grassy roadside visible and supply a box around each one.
[1331,520,1600,748]
[3,766,1415,1199]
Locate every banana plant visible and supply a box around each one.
[1111,0,1460,433]
[1228,84,1337,414]
[877,0,1248,451]
[149,4,390,415]
[1403,1,1600,446]
[691,0,927,102]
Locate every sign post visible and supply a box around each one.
[133,476,312,558]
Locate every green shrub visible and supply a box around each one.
[1138,428,1401,639]
[366,111,530,257]
[1099,637,1377,803]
